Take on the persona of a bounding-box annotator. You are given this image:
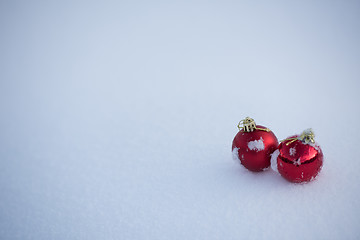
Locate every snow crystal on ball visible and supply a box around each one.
[294,158,301,166]
[247,137,265,152]
[271,149,280,173]
[289,147,296,156]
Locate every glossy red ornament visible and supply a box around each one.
[276,129,323,183]
[232,117,278,172]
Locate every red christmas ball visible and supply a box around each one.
[276,129,323,183]
[232,117,278,172]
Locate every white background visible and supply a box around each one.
[1,1,360,239]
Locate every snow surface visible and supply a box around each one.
[247,138,265,152]
[1,1,360,240]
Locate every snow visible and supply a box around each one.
[289,147,296,156]
[270,149,280,173]
[302,128,314,136]
[232,147,240,162]
[294,158,301,166]
[247,137,265,152]
[1,1,360,240]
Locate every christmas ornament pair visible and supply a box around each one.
[232,117,323,183]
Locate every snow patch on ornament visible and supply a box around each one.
[289,147,296,156]
[270,149,280,173]
[247,137,265,152]
[232,147,241,164]
[293,158,301,166]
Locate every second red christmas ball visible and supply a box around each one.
[274,129,324,183]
